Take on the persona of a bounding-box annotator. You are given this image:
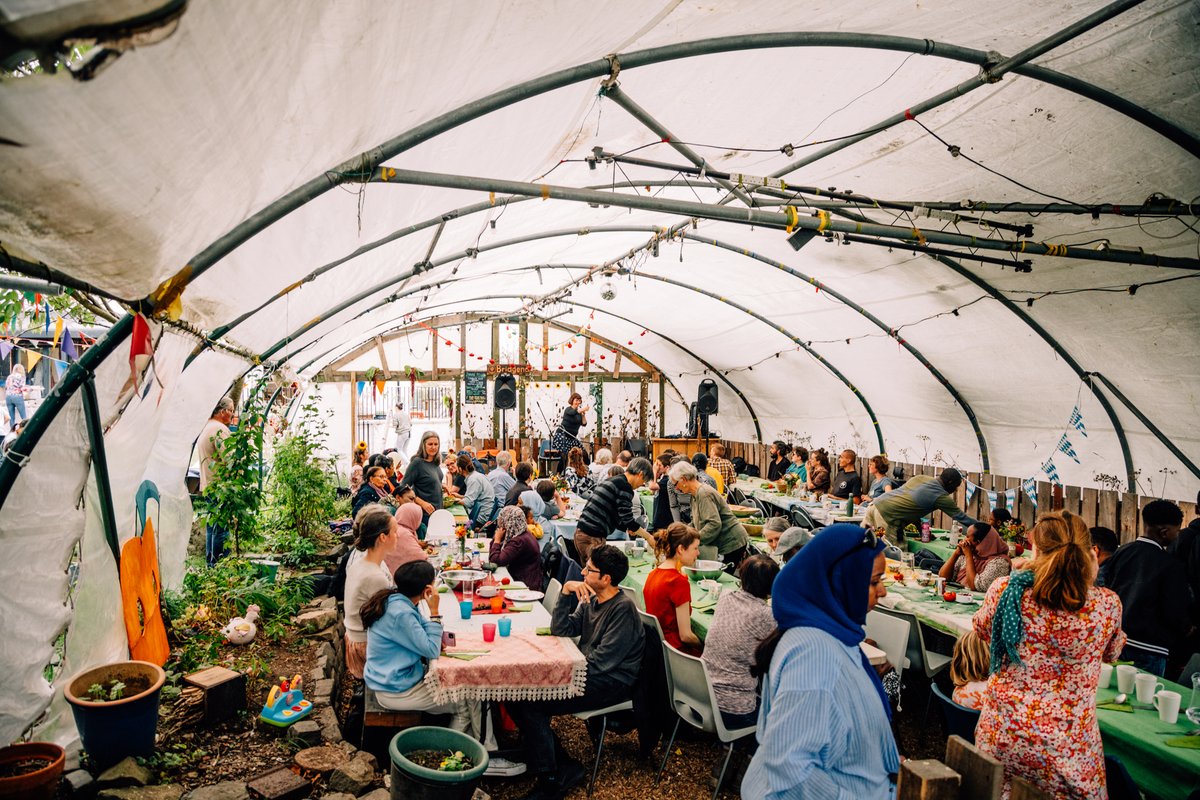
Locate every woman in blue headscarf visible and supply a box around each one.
[742,523,900,799]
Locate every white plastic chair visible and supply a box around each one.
[542,578,562,614]
[425,508,454,543]
[865,610,912,680]
[873,606,950,679]
[657,643,756,800]
[619,584,639,606]
[573,699,634,797]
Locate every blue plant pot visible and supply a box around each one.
[63,660,165,770]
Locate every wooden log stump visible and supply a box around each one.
[896,759,960,799]
[943,735,1002,800]
[294,744,349,776]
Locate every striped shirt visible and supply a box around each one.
[576,473,638,538]
[742,626,900,799]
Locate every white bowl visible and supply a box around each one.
[440,569,488,588]
[683,560,724,581]
[477,585,499,598]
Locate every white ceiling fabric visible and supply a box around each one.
[1,0,1199,744]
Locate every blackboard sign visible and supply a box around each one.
[464,371,487,404]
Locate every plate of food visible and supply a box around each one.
[728,505,758,518]
[504,589,545,602]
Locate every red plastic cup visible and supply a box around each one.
[482,623,496,643]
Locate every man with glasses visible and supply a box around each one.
[509,544,645,800]
[573,456,654,565]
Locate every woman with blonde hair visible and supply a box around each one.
[4,363,27,424]
[972,510,1125,798]
[349,442,369,494]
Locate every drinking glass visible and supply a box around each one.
[482,623,496,643]
[498,617,512,637]
[1187,674,1200,727]
[490,595,504,613]
[459,600,473,620]
[901,553,916,570]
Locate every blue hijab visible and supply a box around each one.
[518,490,547,523]
[772,523,891,719]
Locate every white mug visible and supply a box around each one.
[1098,663,1113,690]
[1115,664,1138,694]
[1154,690,1182,724]
[1135,673,1165,704]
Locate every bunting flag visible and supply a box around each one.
[60,327,78,362]
[1056,433,1081,464]
[1041,458,1061,486]
[129,314,154,389]
[54,360,67,378]
[43,301,51,334]
[0,341,11,360]
[52,316,64,349]
[1022,476,1038,507]
[1004,487,1017,510]
[1069,405,1087,438]
[26,350,42,373]
[964,481,978,504]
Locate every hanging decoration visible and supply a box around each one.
[1021,477,1038,508]
[1069,405,1088,438]
[1056,433,1081,464]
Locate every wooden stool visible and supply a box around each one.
[362,689,423,762]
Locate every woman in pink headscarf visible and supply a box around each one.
[488,505,543,591]
[387,503,431,573]
[939,522,1012,592]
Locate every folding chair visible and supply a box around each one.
[574,700,635,797]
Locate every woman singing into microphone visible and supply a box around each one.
[552,392,588,472]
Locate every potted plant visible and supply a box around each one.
[389,726,488,800]
[63,660,166,770]
[0,742,65,800]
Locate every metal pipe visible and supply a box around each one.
[0,313,134,506]
[374,167,1200,270]
[768,0,1151,179]
[0,250,135,306]
[829,205,1138,488]
[80,375,122,564]
[1086,372,1199,482]
[0,274,67,295]
[601,85,756,206]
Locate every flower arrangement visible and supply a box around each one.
[996,519,1028,545]
[455,524,469,558]
[782,472,799,488]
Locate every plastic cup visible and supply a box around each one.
[498,617,512,637]
[459,600,473,620]
[482,623,496,642]
[490,595,504,613]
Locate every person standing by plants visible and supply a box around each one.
[388,399,412,454]
[4,363,27,425]
[197,397,234,566]
[395,431,444,526]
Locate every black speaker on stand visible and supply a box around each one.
[696,378,719,459]
[495,373,517,451]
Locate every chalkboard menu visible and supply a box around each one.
[464,371,487,404]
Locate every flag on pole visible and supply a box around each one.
[1041,458,1061,486]
[1069,405,1087,438]
[1056,433,1081,464]
[1022,476,1038,507]
[60,327,78,362]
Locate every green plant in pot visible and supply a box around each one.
[0,742,65,800]
[63,660,166,770]
[389,726,488,800]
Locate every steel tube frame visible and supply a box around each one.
[81,375,122,564]
[1086,372,1200,482]
[372,168,1200,270]
[7,26,1192,509]
[601,84,756,206]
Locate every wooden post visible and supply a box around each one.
[542,324,549,377]
[612,350,622,379]
[943,736,1002,800]
[1120,492,1139,542]
[639,378,648,438]
[491,321,500,439]
[896,759,959,800]
[453,375,461,444]
[518,319,528,440]
[431,325,439,379]
[658,379,666,436]
[374,336,390,377]
[348,371,356,455]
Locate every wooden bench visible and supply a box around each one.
[897,736,1050,800]
[361,689,423,761]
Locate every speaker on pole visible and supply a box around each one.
[697,379,719,415]
[494,373,517,410]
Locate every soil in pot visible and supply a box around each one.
[0,742,65,800]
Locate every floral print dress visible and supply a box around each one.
[972,575,1126,799]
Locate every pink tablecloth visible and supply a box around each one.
[424,631,588,703]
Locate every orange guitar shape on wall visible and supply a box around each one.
[119,480,169,665]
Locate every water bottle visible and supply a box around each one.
[845,498,854,516]
[921,522,932,543]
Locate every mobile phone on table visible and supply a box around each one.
[442,630,456,649]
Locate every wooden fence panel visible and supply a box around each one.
[1120,493,1140,542]
[1064,485,1082,516]
[1098,490,1119,531]
[1080,488,1099,528]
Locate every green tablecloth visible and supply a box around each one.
[639,492,654,522]
[1096,681,1200,799]
[905,533,955,562]
[620,556,740,639]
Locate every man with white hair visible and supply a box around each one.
[488,450,516,497]
[198,396,234,565]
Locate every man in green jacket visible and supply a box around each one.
[669,460,749,572]
[865,467,977,544]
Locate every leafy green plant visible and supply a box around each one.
[194,395,267,557]
[265,528,321,568]
[86,680,125,702]
[266,400,337,540]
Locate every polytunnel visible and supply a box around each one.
[0,0,1198,767]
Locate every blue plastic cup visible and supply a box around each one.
[459,600,473,620]
[498,616,512,637]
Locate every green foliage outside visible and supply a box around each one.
[265,400,337,541]
[193,395,267,557]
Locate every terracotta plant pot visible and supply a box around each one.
[63,660,165,770]
[0,742,65,800]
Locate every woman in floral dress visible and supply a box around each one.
[972,510,1126,799]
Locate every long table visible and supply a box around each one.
[877,568,1200,799]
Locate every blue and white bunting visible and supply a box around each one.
[1041,458,1061,486]
[1069,405,1087,438]
[965,481,978,504]
[1022,477,1038,507]
[1056,433,1081,464]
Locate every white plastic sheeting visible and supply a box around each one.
[0,0,1198,745]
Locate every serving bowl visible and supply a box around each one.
[683,560,724,581]
[476,585,499,598]
[440,569,488,588]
